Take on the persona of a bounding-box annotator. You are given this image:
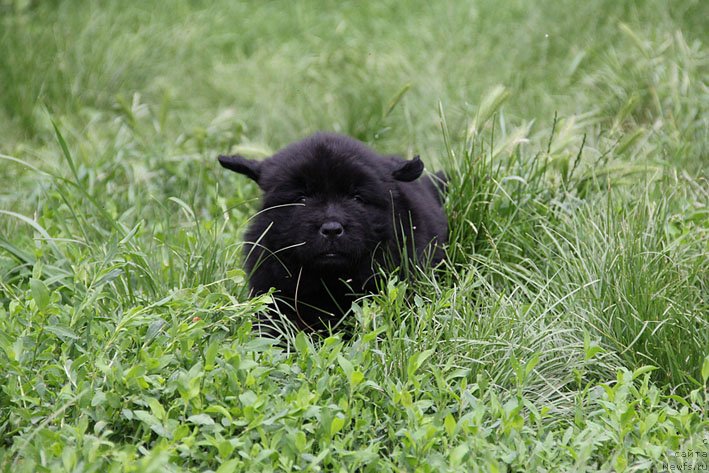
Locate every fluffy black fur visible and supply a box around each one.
[218,133,447,332]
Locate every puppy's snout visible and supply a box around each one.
[319,221,344,240]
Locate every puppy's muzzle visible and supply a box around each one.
[319,221,344,240]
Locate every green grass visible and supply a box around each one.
[1,0,707,471]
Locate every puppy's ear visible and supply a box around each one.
[392,155,424,182]
[218,155,262,184]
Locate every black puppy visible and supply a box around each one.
[218,133,447,332]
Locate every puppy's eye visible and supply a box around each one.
[352,194,363,203]
[296,195,307,204]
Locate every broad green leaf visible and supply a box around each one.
[330,414,345,436]
[444,413,456,437]
[204,341,219,371]
[450,444,469,465]
[632,365,658,380]
[216,459,240,473]
[188,414,215,426]
[350,370,364,388]
[407,349,435,379]
[147,397,166,421]
[337,355,353,378]
[30,278,50,311]
[44,324,79,340]
[525,352,541,377]
[294,332,310,354]
[294,431,307,452]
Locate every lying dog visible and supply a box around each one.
[218,133,447,332]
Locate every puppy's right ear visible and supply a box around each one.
[392,155,424,182]
[218,155,262,183]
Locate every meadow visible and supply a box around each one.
[0,0,707,471]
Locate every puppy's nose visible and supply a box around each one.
[319,221,344,239]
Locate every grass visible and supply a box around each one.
[1,0,708,471]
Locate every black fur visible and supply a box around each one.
[218,133,447,332]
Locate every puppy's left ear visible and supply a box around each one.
[218,155,262,184]
[392,155,424,182]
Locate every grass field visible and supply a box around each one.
[1,1,707,471]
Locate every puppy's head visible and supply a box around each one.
[218,133,424,274]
